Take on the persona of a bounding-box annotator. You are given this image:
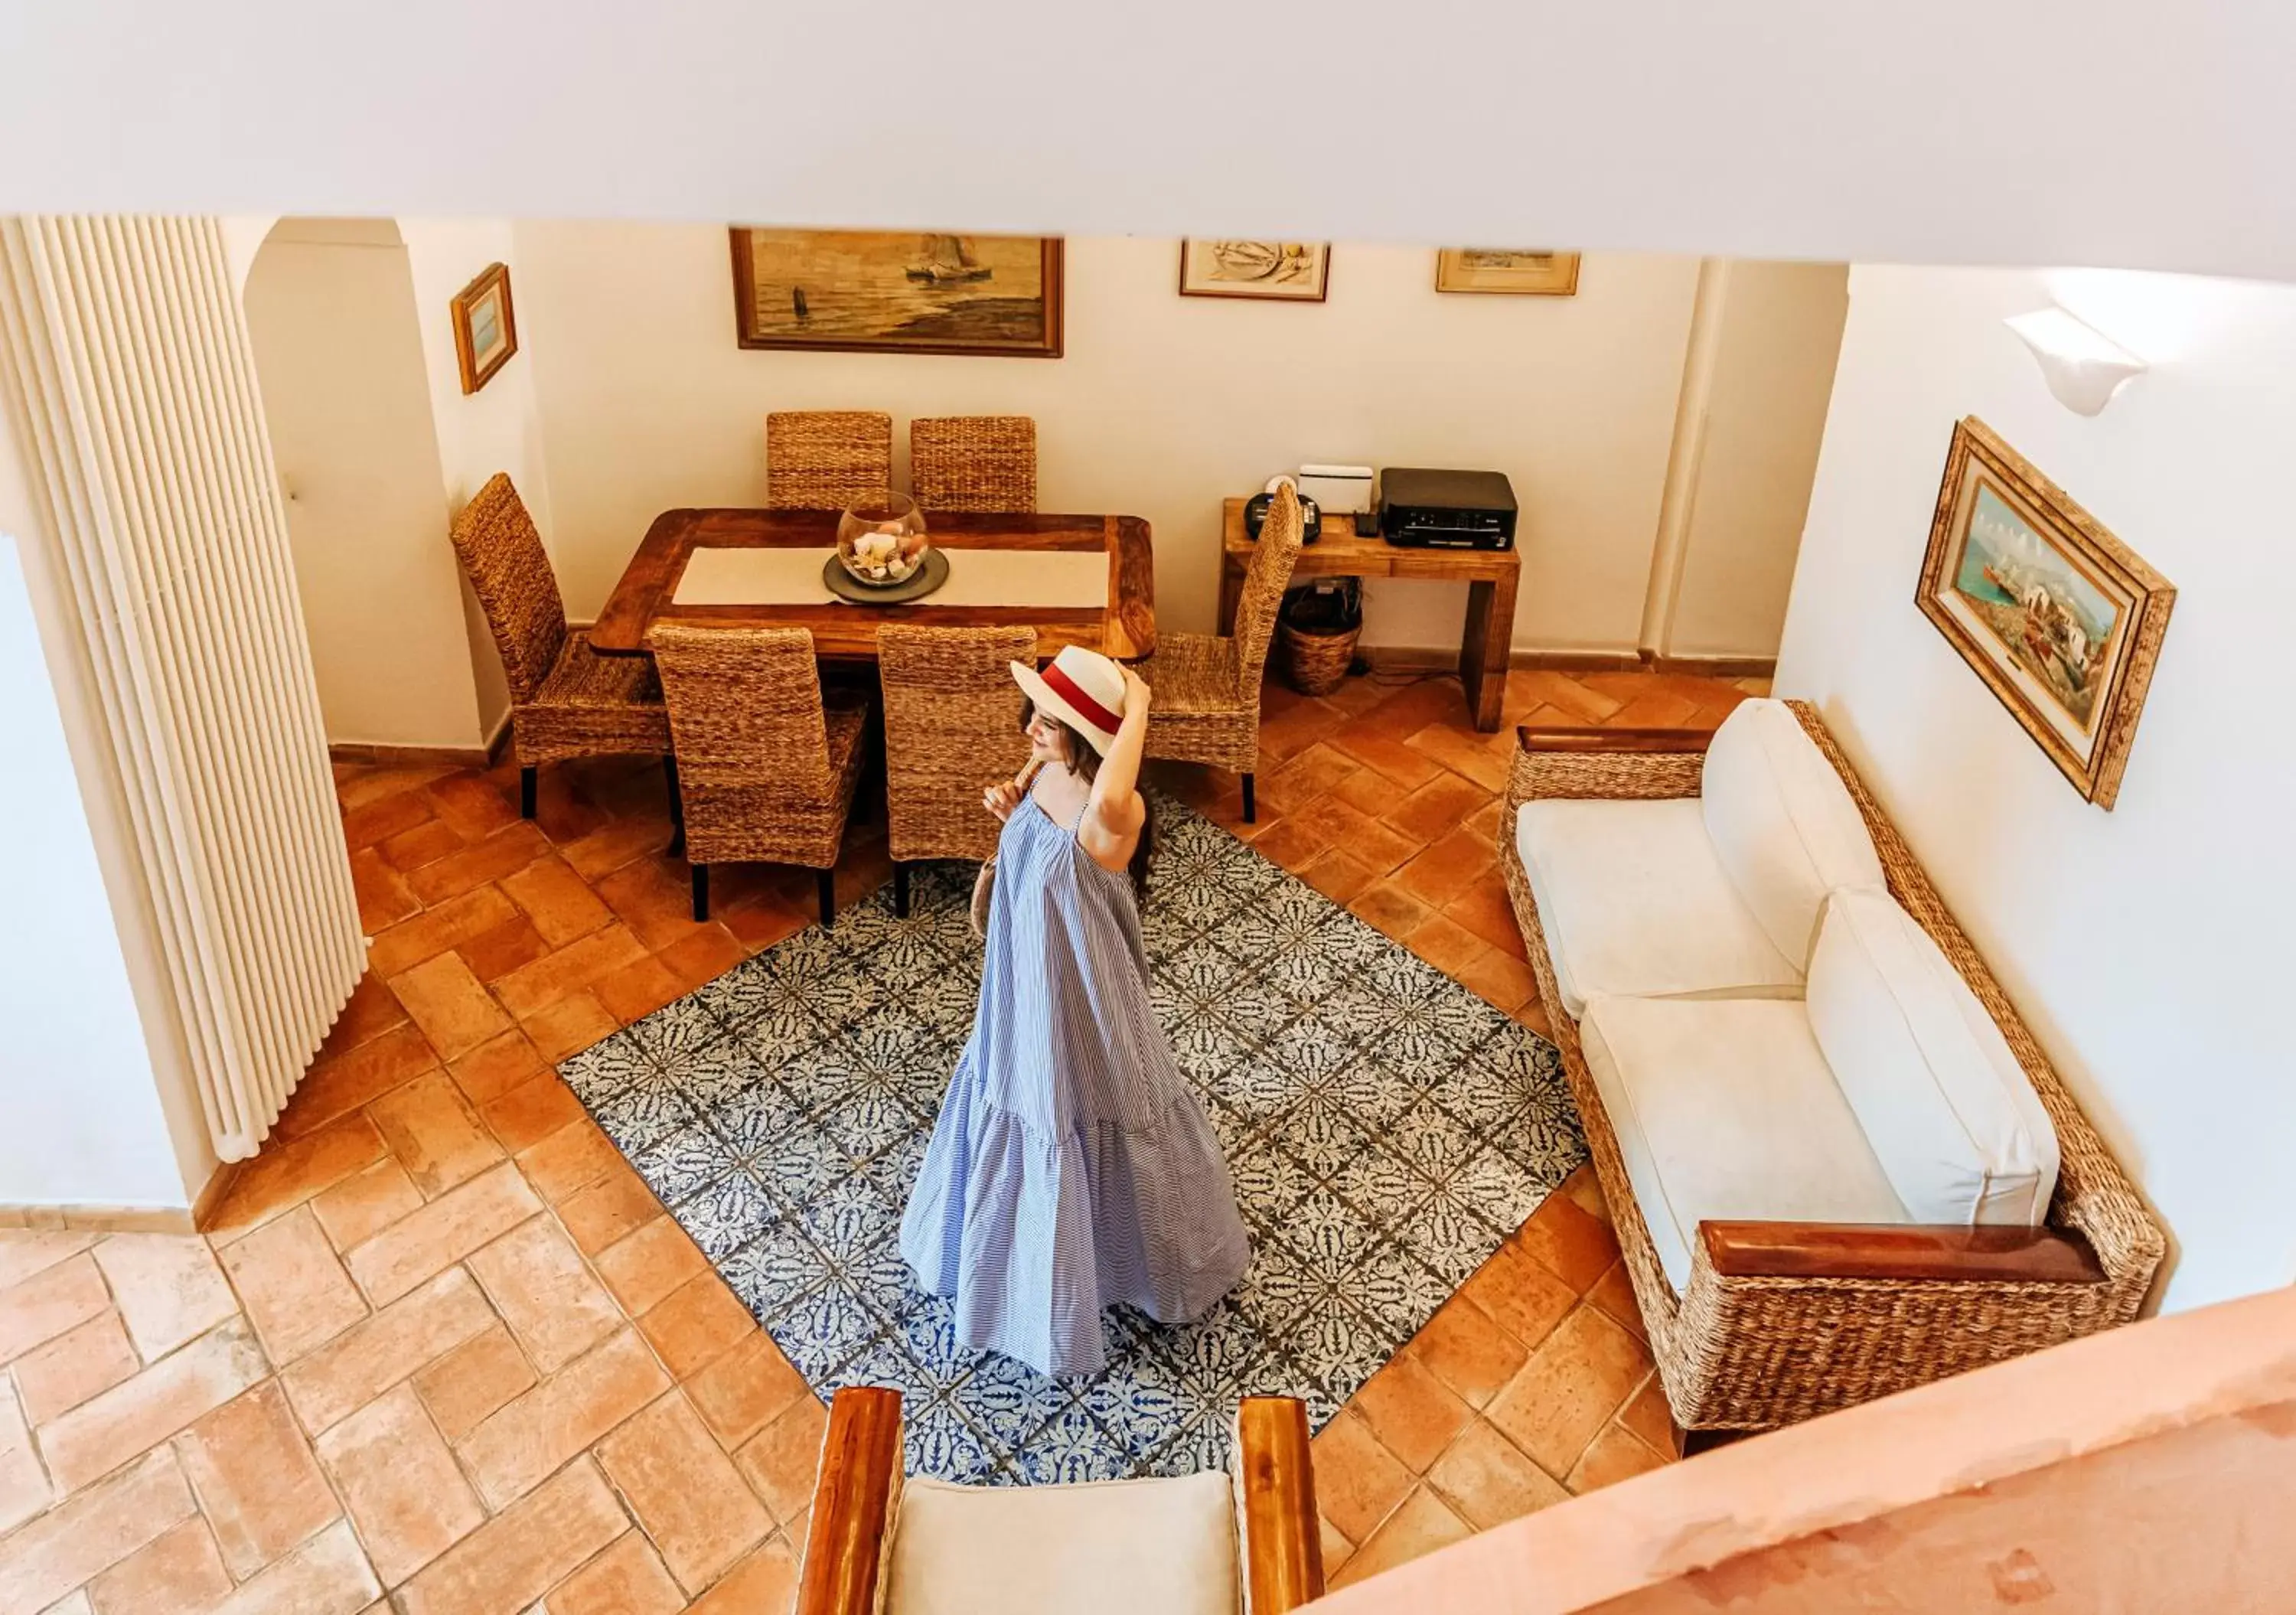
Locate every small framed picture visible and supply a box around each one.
[1178,240,1329,302]
[451,263,518,393]
[1435,249,1581,296]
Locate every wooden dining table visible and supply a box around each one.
[588,507,1157,660]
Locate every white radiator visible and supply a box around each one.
[0,216,365,1159]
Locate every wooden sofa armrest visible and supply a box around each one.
[1518,724,1717,755]
[796,1388,903,1615]
[1234,1396,1324,1614]
[1700,1222,2107,1284]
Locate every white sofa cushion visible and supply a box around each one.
[1515,798,1803,1020]
[1701,699,1887,968]
[1806,889,2060,1227]
[888,1469,1237,1615]
[1580,994,1910,1290]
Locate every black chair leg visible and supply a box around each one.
[690,864,709,922]
[663,755,685,857]
[1241,772,1256,824]
[817,869,837,929]
[520,765,538,820]
[893,863,911,918]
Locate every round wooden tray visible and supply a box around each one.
[821,547,950,605]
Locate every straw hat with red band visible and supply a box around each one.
[1010,644,1129,757]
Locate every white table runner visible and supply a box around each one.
[673,546,1107,608]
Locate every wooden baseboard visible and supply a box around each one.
[1359,645,1650,674]
[1644,652,1778,679]
[0,1200,200,1235]
[329,710,513,771]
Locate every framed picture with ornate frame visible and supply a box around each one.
[729,229,1063,358]
[1916,416,2174,808]
[1435,249,1580,296]
[450,263,518,394]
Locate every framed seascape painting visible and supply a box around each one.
[729,229,1063,357]
[451,263,517,393]
[1176,240,1329,302]
[1916,417,2174,808]
[1435,248,1581,296]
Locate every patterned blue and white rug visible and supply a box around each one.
[560,795,1584,1484]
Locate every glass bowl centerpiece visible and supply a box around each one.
[835,490,931,588]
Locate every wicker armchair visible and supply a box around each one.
[909,415,1038,513]
[1495,703,2165,1435]
[1138,483,1303,821]
[447,473,677,833]
[876,625,1035,918]
[648,625,866,927]
[766,411,895,511]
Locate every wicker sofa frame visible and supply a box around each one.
[1495,700,2164,1431]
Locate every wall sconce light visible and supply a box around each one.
[2004,305,2148,416]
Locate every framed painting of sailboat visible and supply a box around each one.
[729,229,1063,357]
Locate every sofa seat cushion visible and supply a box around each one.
[1515,798,1805,1020]
[1580,994,1910,1291]
[888,1470,1237,1615]
[1806,889,2060,1226]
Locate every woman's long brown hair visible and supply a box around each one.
[1022,701,1156,902]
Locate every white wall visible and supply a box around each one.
[518,225,1709,651]
[246,218,490,749]
[1776,263,2296,1311]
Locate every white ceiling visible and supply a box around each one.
[5,0,2291,281]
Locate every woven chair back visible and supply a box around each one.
[877,625,1036,863]
[765,411,894,511]
[909,416,1039,514]
[650,625,834,809]
[1231,482,1306,699]
[447,473,568,705]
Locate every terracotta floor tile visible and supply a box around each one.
[592,1216,708,1318]
[1567,1422,1672,1493]
[367,1071,504,1199]
[1405,723,1512,792]
[500,853,618,948]
[351,847,421,933]
[1348,817,1430,876]
[559,814,675,883]
[1457,1241,1577,1354]
[555,1168,667,1259]
[1383,772,1490,847]
[456,914,553,984]
[1318,1512,1353,1581]
[205,1516,381,1615]
[1603,690,1702,731]
[0,1449,191,1613]
[338,764,455,813]
[458,1329,670,1509]
[1450,946,1538,1015]
[367,886,520,980]
[85,1512,232,1613]
[0,1232,98,1293]
[377,817,468,874]
[387,953,514,1064]
[11,1312,139,1425]
[406,821,551,907]
[549,1530,685,1615]
[426,772,522,841]
[1486,1303,1656,1480]
[683,1332,810,1450]
[1327,1483,1472,1590]
[1443,879,1528,956]
[204,1116,386,1238]
[1512,1189,1623,1295]
[342,1160,542,1307]
[1296,847,1380,906]
[1408,1295,1531,1411]
[635,1274,755,1381]
[1510,670,1625,724]
[341,788,435,854]
[1391,826,1499,910]
[1559,1163,1611,1224]
[1326,727,1446,791]
[171,1380,339,1580]
[515,1121,628,1206]
[1346,883,1433,944]
[276,1026,438,1142]
[479,1074,587,1153]
[214,1205,369,1364]
[1246,816,1331,869]
[657,924,748,992]
[683,1535,799,1615]
[596,1392,770,1592]
[0,1253,113,1367]
[314,973,411,1062]
[1308,1408,1415,1545]
[1259,742,1359,812]
[280,1268,495,1434]
[1424,1419,1571,1532]
[1401,914,1489,980]
[0,1388,47,1534]
[413,1323,538,1443]
[494,927,651,1020]
[1585,1263,1647,1348]
[732,1398,826,1525]
[1617,1372,1676,1456]
[593,954,687,1026]
[593,858,713,952]
[445,1029,550,1108]
[307,1160,424,1254]
[39,1318,267,1492]
[1284,794,1382,851]
[315,1382,485,1585]
[465,1216,619,1374]
[1345,1351,1473,1475]
[1328,765,1406,819]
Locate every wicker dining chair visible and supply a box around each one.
[908,415,1038,513]
[447,473,678,837]
[1137,482,1305,821]
[876,624,1036,917]
[647,624,866,927]
[765,411,895,511]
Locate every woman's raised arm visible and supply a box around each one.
[1080,667,1150,871]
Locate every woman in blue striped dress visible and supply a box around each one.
[899,645,1250,1377]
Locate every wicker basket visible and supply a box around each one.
[1278,582,1360,697]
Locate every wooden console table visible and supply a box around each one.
[1218,498,1518,731]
